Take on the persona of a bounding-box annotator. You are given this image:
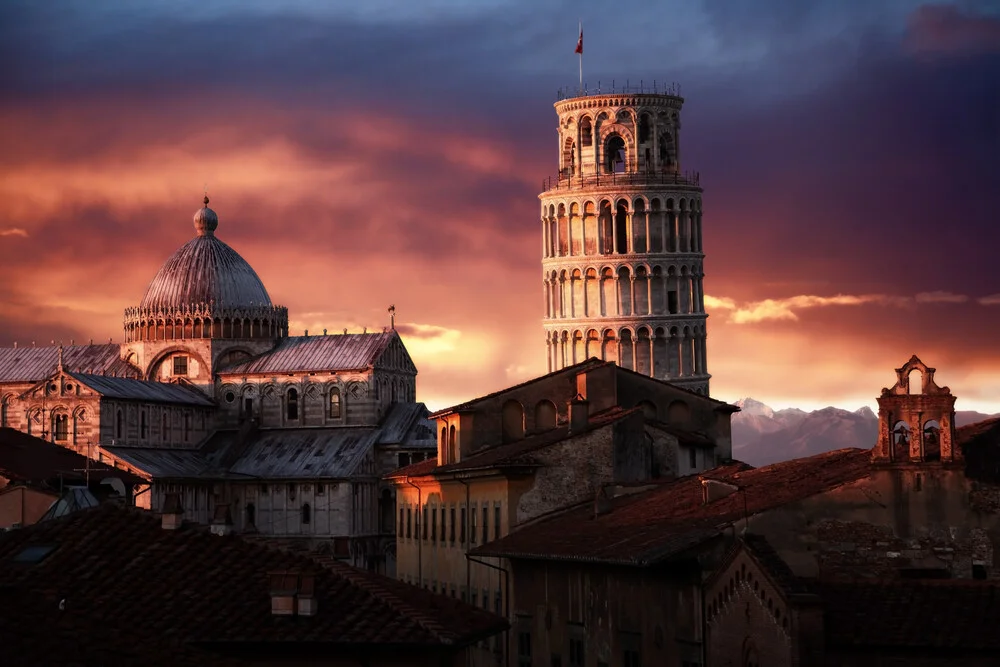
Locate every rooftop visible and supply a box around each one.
[68,372,215,406]
[218,331,399,375]
[473,447,873,565]
[0,427,145,489]
[0,343,139,383]
[0,503,507,662]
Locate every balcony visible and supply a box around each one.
[541,169,701,194]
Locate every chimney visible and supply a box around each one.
[161,493,183,530]
[304,330,309,337]
[568,394,589,433]
[594,485,613,517]
[269,571,300,616]
[210,503,233,536]
[701,478,739,504]
[297,573,318,616]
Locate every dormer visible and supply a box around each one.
[437,411,474,465]
[873,356,958,465]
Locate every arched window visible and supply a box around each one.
[245,502,256,527]
[116,410,123,440]
[501,400,525,443]
[391,381,398,404]
[667,400,690,424]
[581,117,593,146]
[287,388,299,420]
[637,400,657,420]
[53,414,69,441]
[534,400,557,431]
[140,411,148,439]
[329,387,342,418]
[301,503,311,524]
[0,397,8,428]
[448,425,457,463]
[605,134,626,173]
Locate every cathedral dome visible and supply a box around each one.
[138,197,273,311]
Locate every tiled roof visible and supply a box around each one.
[227,428,379,479]
[386,407,640,479]
[378,402,436,447]
[0,503,507,659]
[0,343,139,383]
[473,448,873,565]
[100,445,214,480]
[69,372,215,406]
[820,579,1000,650]
[218,332,396,374]
[0,427,145,488]
[429,357,607,418]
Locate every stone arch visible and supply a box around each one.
[286,386,299,421]
[907,367,923,394]
[0,394,13,428]
[598,199,614,254]
[585,328,600,359]
[144,346,210,382]
[562,134,576,175]
[892,420,911,461]
[636,400,656,420]
[602,328,618,365]
[653,326,668,377]
[667,399,691,424]
[619,328,635,371]
[636,326,652,375]
[580,115,593,146]
[501,400,525,443]
[604,132,627,173]
[634,265,650,316]
[572,329,585,365]
[534,400,557,431]
[600,267,617,317]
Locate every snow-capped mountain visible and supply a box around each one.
[731,398,998,466]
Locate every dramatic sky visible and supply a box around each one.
[1,0,998,413]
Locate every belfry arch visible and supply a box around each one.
[873,356,958,464]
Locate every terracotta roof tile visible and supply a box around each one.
[0,503,507,658]
[474,448,872,565]
[0,427,145,489]
[819,579,1000,650]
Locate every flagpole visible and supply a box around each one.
[578,20,583,93]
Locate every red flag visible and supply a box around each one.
[575,28,583,54]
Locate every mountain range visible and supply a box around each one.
[730,398,998,467]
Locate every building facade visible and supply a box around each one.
[540,85,709,394]
[389,359,738,666]
[0,197,435,571]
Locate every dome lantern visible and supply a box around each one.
[194,195,219,237]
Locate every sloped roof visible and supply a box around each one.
[228,428,379,479]
[0,343,139,384]
[387,407,640,479]
[378,402,436,448]
[218,333,396,374]
[473,448,873,565]
[0,427,145,488]
[100,446,214,480]
[69,372,214,406]
[0,503,507,659]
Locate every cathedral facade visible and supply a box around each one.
[540,85,710,394]
[0,198,435,572]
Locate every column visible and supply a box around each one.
[677,333,687,376]
[629,277,637,317]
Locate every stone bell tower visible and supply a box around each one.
[873,355,959,465]
[539,82,709,394]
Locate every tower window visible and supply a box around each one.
[287,388,299,420]
[329,387,341,418]
[605,135,626,173]
[173,356,188,376]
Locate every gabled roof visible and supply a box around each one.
[218,332,397,375]
[0,343,139,384]
[0,427,145,489]
[386,407,641,479]
[378,402,436,447]
[67,372,214,406]
[0,504,507,660]
[429,357,607,418]
[473,448,873,565]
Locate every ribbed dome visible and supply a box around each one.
[138,198,273,311]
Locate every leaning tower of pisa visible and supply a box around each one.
[540,83,710,394]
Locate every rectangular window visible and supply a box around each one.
[460,506,467,543]
[482,506,489,544]
[441,507,447,544]
[494,504,501,540]
[689,446,697,469]
[667,291,678,315]
[316,483,325,496]
[398,452,411,469]
[422,507,428,540]
[406,507,412,538]
[517,631,532,667]
[173,356,188,376]
[471,590,478,608]
[431,505,438,542]
[398,508,404,537]
[450,507,456,544]
[569,638,585,667]
[470,504,478,545]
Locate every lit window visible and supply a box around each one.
[53,414,69,441]
[173,356,188,376]
[329,388,341,418]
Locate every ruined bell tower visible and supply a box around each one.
[539,82,709,395]
[873,355,959,465]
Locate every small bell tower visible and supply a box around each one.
[873,355,959,465]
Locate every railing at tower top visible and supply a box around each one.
[556,80,682,101]
[542,169,701,193]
